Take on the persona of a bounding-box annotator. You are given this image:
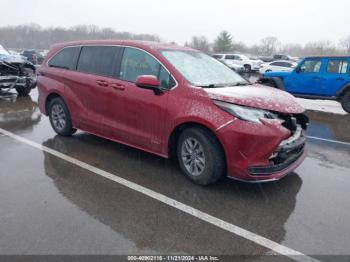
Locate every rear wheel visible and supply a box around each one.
[177,127,225,186]
[48,97,76,136]
[341,90,350,113]
[244,64,252,73]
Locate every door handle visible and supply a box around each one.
[110,83,125,91]
[312,77,321,80]
[96,80,109,87]
[336,77,344,81]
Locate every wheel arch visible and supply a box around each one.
[167,121,227,165]
[45,92,65,115]
[336,83,350,99]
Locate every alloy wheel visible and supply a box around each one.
[181,137,206,176]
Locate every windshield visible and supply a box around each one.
[160,50,248,87]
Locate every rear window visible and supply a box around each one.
[48,47,79,70]
[77,46,121,77]
[225,55,236,60]
[327,59,348,74]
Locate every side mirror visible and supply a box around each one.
[295,67,301,73]
[135,75,163,95]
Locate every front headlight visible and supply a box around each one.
[213,100,278,124]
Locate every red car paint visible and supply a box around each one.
[37,40,307,182]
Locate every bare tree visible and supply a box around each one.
[340,36,350,54]
[259,36,280,55]
[0,24,160,50]
[304,40,338,55]
[280,43,304,57]
[188,36,210,53]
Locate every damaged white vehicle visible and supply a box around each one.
[0,45,36,95]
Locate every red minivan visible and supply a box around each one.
[37,40,308,185]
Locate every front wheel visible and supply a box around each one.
[177,127,225,186]
[48,97,77,136]
[341,90,350,113]
[244,64,252,73]
[16,85,32,96]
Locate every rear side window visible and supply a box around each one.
[271,62,283,66]
[225,55,235,60]
[48,47,79,70]
[77,46,121,77]
[300,59,322,73]
[119,47,175,89]
[326,59,348,74]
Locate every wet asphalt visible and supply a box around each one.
[0,83,350,261]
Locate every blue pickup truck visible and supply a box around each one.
[259,56,350,113]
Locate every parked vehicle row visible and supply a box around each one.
[259,56,350,113]
[259,54,300,63]
[37,40,308,185]
[259,60,297,74]
[212,53,263,72]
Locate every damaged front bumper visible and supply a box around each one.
[0,59,37,91]
[248,127,306,176]
[0,75,36,90]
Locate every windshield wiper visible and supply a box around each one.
[199,84,217,88]
[232,82,250,86]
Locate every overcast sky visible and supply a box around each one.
[1,0,349,45]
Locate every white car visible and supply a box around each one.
[212,54,244,72]
[212,53,262,72]
[259,60,297,74]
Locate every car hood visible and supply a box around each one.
[204,84,304,114]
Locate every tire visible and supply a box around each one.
[341,90,350,113]
[48,97,77,136]
[244,64,251,73]
[16,85,32,96]
[16,77,35,96]
[177,127,225,186]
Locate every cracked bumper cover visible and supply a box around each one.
[248,127,306,177]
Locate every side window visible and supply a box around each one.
[280,62,292,68]
[120,47,175,89]
[225,55,235,60]
[77,46,121,77]
[300,59,322,73]
[48,47,79,69]
[326,60,348,74]
[271,62,283,66]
